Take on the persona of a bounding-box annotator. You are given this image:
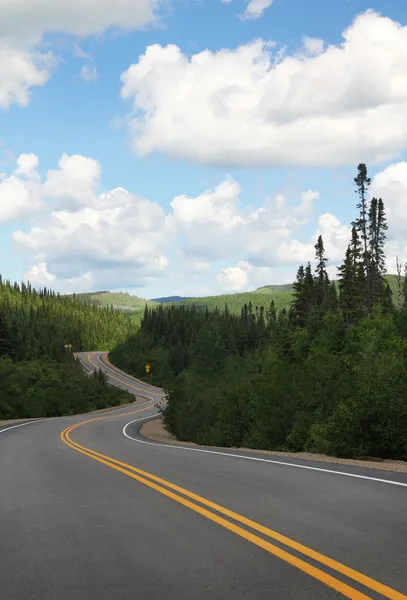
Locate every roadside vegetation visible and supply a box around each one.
[110,164,407,461]
[0,283,136,419]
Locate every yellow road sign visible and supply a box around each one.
[145,364,151,373]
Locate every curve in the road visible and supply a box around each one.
[125,420,407,489]
[61,389,406,600]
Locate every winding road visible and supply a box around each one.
[1,351,407,600]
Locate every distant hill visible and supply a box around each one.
[173,284,294,314]
[68,274,402,317]
[67,291,156,312]
[166,276,402,315]
[255,284,293,293]
[151,296,193,303]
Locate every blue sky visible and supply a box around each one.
[1,0,407,298]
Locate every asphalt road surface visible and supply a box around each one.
[1,352,407,600]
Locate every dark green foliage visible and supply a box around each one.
[111,163,407,461]
[0,358,130,420]
[0,279,136,419]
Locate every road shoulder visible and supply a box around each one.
[140,417,407,474]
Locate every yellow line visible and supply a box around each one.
[60,418,407,599]
[87,353,158,397]
[61,426,369,600]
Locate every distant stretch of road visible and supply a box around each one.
[1,351,407,600]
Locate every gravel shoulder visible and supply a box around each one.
[140,417,407,474]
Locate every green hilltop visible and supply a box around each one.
[69,274,401,316]
[67,291,157,311]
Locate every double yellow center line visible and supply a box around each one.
[61,408,406,600]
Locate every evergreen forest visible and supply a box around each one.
[110,164,407,460]
[0,282,135,419]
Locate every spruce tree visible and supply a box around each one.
[314,235,329,310]
[338,246,354,324]
[353,163,372,311]
[0,310,10,357]
[291,265,306,326]
[368,196,389,307]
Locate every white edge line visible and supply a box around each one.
[123,419,407,489]
[0,420,47,434]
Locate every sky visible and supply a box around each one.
[1,0,407,299]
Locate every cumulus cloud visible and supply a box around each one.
[168,177,319,266]
[8,150,407,294]
[121,10,407,168]
[371,162,407,272]
[217,261,251,291]
[43,154,101,209]
[0,44,55,109]
[0,154,43,222]
[4,152,169,292]
[0,0,166,109]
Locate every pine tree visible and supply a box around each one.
[291,265,306,326]
[0,309,10,357]
[353,163,372,311]
[304,262,315,303]
[327,280,338,312]
[338,238,366,325]
[368,196,389,307]
[314,235,329,310]
[396,257,403,311]
[338,246,353,324]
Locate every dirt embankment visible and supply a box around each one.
[140,417,407,474]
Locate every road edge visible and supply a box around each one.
[140,416,407,474]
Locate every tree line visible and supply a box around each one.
[111,164,407,460]
[0,280,136,419]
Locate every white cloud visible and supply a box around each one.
[0,154,43,222]
[168,177,318,266]
[216,260,294,292]
[371,161,407,272]
[0,0,166,109]
[222,0,273,20]
[191,259,210,272]
[43,154,101,209]
[25,262,94,294]
[241,0,274,20]
[302,36,324,56]
[11,152,171,291]
[74,44,99,82]
[0,0,164,39]
[217,261,250,291]
[80,62,99,82]
[14,153,40,179]
[121,10,407,168]
[371,162,407,238]
[0,44,54,109]
[8,150,407,294]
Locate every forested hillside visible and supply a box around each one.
[110,164,407,460]
[67,290,157,314]
[71,286,293,314]
[173,287,293,314]
[0,280,135,419]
